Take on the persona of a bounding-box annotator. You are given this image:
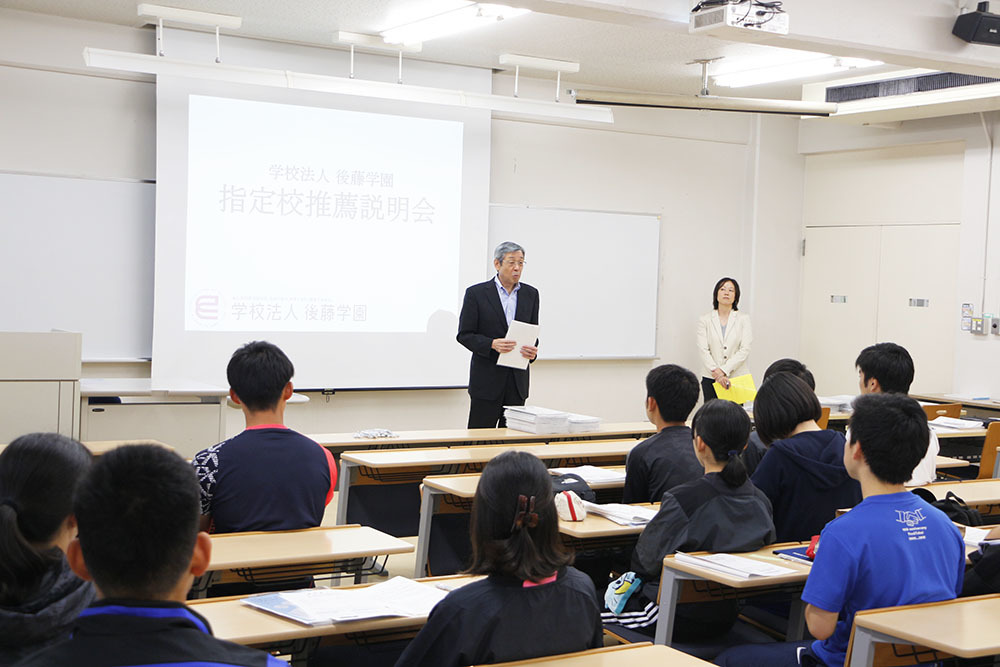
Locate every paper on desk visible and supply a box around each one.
[929,416,983,431]
[496,320,540,370]
[713,374,757,404]
[244,576,447,626]
[674,552,797,579]
[965,526,992,548]
[582,501,657,526]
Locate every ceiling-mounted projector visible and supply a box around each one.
[953,1,1000,45]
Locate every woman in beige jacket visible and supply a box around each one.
[696,277,752,402]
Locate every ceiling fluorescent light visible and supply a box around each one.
[337,31,422,53]
[498,54,579,74]
[82,47,612,124]
[572,89,837,117]
[137,3,242,29]
[381,3,530,46]
[713,56,882,88]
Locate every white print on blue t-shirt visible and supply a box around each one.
[895,508,927,540]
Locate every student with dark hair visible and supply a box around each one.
[855,342,938,486]
[715,394,964,667]
[192,341,337,534]
[16,444,283,667]
[0,433,93,664]
[395,451,602,667]
[750,373,861,542]
[603,400,775,639]
[742,358,816,476]
[622,364,703,504]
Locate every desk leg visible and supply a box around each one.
[413,486,440,578]
[849,627,887,667]
[653,569,682,646]
[335,462,356,525]
[787,598,806,641]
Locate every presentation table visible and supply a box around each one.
[414,469,631,577]
[336,438,641,532]
[655,543,813,646]
[194,525,413,596]
[849,594,1000,666]
[190,574,480,666]
[485,643,712,666]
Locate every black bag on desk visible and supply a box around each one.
[911,488,984,526]
[551,473,596,503]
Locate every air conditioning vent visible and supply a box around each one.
[826,72,1000,103]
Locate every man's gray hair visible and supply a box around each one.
[494,241,525,263]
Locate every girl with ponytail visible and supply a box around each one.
[395,451,602,667]
[601,399,775,641]
[0,433,94,663]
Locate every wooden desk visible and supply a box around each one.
[197,525,413,595]
[313,422,655,453]
[191,574,480,665]
[655,543,813,646]
[0,438,173,456]
[913,479,1000,515]
[912,393,1000,419]
[936,455,970,469]
[337,439,640,529]
[849,594,1000,666]
[481,643,711,666]
[414,471,634,577]
[933,427,988,440]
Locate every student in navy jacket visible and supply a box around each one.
[15,445,283,667]
[396,451,602,667]
[750,373,861,542]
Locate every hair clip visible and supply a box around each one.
[511,494,539,531]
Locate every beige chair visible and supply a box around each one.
[922,403,961,421]
[977,422,1000,480]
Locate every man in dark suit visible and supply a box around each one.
[457,241,539,428]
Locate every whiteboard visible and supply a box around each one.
[488,205,659,359]
[0,173,154,360]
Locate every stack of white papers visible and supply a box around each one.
[243,576,447,626]
[817,395,856,412]
[549,465,626,485]
[582,501,657,526]
[674,552,798,579]
[565,413,602,433]
[504,406,570,434]
[929,416,983,431]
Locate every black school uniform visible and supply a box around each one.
[395,567,603,667]
[622,425,702,504]
[14,599,284,667]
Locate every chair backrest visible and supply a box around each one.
[977,422,1000,480]
[922,403,961,421]
[817,406,830,430]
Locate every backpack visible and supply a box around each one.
[551,473,596,503]
[911,488,984,526]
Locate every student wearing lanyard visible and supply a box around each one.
[457,241,540,428]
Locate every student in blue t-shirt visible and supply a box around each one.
[191,341,337,535]
[715,393,966,667]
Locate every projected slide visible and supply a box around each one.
[185,95,463,333]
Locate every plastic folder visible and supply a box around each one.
[713,374,757,404]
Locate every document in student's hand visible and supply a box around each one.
[242,576,447,626]
[496,320,540,370]
[713,374,757,405]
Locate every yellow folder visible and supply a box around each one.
[713,374,757,404]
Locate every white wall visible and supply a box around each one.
[0,8,806,440]
[800,115,1000,398]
